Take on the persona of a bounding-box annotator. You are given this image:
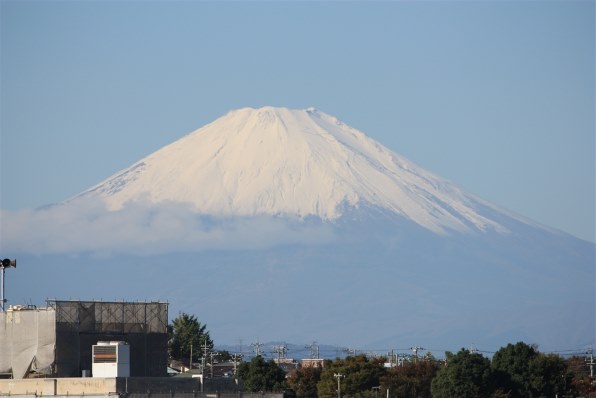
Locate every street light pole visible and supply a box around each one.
[0,259,17,312]
[1,267,4,311]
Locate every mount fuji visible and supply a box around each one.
[4,106,594,351]
[75,106,511,234]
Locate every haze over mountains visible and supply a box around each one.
[2,107,594,351]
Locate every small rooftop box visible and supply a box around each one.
[92,341,130,377]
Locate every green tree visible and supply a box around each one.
[528,353,569,397]
[237,356,287,393]
[491,342,538,398]
[567,355,596,397]
[431,349,495,398]
[287,365,323,398]
[168,312,213,362]
[318,355,386,398]
[381,359,438,398]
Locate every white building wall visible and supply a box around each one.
[0,307,57,378]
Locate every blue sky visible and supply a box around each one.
[1,0,594,242]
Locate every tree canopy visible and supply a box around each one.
[430,349,494,398]
[491,342,538,397]
[318,355,385,398]
[381,359,438,398]
[237,356,288,393]
[168,312,213,362]
[287,365,323,398]
[429,342,587,398]
[164,327,593,398]
[491,342,572,398]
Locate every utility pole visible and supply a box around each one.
[189,343,193,372]
[306,341,319,359]
[201,340,209,375]
[334,373,344,398]
[209,351,219,378]
[586,345,595,384]
[252,340,264,357]
[398,354,406,367]
[388,349,397,367]
[232,353,242,376]
[410,346,425,363]
[273,344,288,360]
[343,347,357,357]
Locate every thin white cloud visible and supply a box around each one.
[0,199,336,255]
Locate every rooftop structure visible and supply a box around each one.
[0,300,168,379]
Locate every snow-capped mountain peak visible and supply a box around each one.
[8,107,593,351]
[75,106,508,234]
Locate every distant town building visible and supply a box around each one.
[300,358,325,368]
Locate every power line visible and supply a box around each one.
[586,345,594,384]
[306,341,320,359]
[201,339,210,375]
[216,341,596,361]
[251,339,264,357]
[410,346,425,363]
[273,343,288,359]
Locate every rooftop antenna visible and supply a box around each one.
[0,258,17,311]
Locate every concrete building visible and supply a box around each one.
[0,300,168,379]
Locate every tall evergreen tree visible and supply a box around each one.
[168,312,213,362]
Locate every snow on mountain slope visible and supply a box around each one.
[75,106,510,234]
